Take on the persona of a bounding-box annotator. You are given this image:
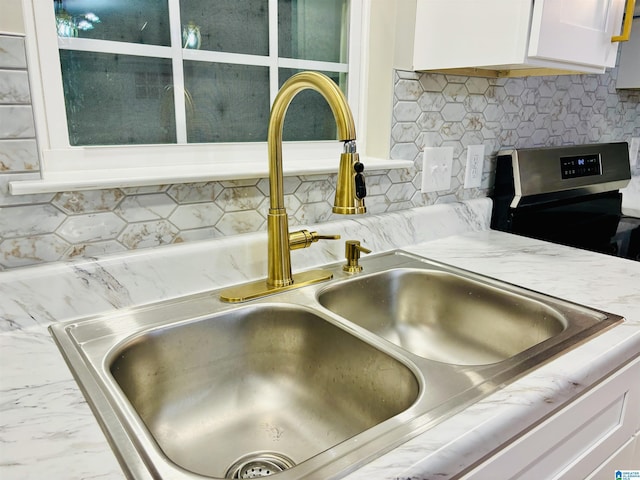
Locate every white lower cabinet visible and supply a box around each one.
[462,356,640,479]
[588,434,639,479]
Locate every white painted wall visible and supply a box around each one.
[0,0,25,34]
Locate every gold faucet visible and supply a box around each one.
[220,72,366,302]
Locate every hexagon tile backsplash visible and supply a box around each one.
[390,70,639,206]
[0,34,639,269]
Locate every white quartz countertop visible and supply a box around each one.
[1,198,639,480]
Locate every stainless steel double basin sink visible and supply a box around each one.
[50,250,623,479]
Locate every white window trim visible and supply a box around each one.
[12,0,411,195]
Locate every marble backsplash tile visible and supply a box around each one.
[0,140,39,171]
[0,33,638,269]
[0,36,27,69]
[0,105,35,138]
[0,70,30,104]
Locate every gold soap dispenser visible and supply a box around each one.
[343,240,372,273]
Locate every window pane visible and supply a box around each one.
[54,0,171,46]
[180,0,269,55]
[278,0,348,62]
[279,69,346,141]
[184,61,270,143]
[60,50,176,145]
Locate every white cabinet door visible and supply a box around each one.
[587,435,640,479]
[461,357,640,480]
[400,0,533,71]
[529,0,628,69]
[394,0,630,75]
[617,18,640,88]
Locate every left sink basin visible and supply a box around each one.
[110,304,418,478]
[51,301,419,479]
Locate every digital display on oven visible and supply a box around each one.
[560,153,601,179]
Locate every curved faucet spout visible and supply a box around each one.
[267,72,357,210]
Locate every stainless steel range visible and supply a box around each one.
[491,142,638,260]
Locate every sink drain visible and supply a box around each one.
[225,452,296,478]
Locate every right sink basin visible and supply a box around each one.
[318,264,608,366]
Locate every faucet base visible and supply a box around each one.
[220,269,333,303]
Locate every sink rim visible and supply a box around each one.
[49,250,624,479]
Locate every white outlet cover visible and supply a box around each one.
[422,147,454,193]
[464,144,485,189]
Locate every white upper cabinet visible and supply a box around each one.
[394,0,635,76]
[617,16,640,88]
[529,0,626,69]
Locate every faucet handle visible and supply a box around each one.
[343,240,371,273]
[314,233,341,241]
[289,229,341,250]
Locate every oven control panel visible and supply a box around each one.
[561,154,602,179]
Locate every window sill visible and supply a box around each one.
[9,156,414,195]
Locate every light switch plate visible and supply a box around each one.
[464,144,485,189]
[422,147,454,193]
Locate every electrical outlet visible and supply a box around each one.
[421,147,454,193]
[629,137,640,170]
[464,144,485,189]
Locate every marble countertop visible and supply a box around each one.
[1,198,639,480]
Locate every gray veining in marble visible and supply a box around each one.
[0,69,30,104]
[0,138,38,171]
[0,105,34,138]
[0,36,27,69]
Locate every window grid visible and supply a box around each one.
[54,0,351,146]
[11,0,378,194]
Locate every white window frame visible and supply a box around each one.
[12,0,410,194]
